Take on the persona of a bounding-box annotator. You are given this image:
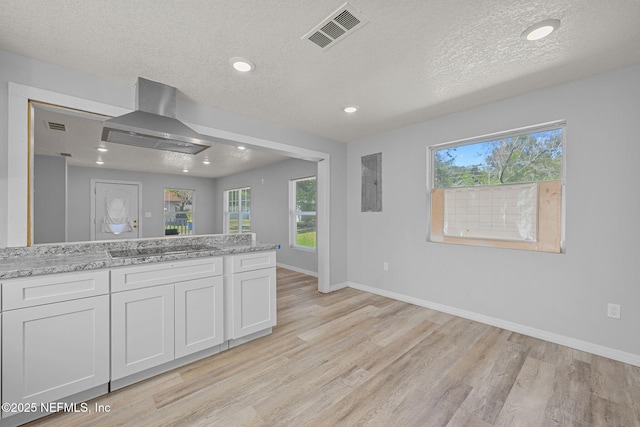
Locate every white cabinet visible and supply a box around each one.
[111,257,222,292]
[1,271,110,417]
[110,257,223,381]
[175,276,224,359]
[224,251,277,340]
[110,284,175,380]
[2,270,109,310]
[0,248,275,424]
[0,314,2,409]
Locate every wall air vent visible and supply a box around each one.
[59,152,72,157]
[302,2,368,50]
[47,121,66,131]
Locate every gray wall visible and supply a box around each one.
[33,154,67,244]
[347,64,640,359]
[67,166,216,242]
[214,158,318,274]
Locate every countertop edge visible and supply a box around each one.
[0,244,278,280]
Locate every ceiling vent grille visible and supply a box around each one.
[59,152,72,157]
[302,2,368,50]
[47,121,66,132]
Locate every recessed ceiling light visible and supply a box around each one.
[343,106,358,113]
[202,159,210,165]
[237,146,247,150]
[182,168,189,173]
[230,57,255,72]
[97,147,108,152]
[96,160,104,165]
[522,19,560,41]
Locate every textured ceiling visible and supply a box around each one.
[2,0,640,143]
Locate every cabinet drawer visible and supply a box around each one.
[111,257,222,292]
[2,270,109,310]
[229,251,276,274]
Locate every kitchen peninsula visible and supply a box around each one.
[0,234,277,427]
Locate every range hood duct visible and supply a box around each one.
[101,77,213,155]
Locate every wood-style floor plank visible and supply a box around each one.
[493,357,556,427]
[26,267,640,427]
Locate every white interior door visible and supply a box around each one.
[93,181,140,240]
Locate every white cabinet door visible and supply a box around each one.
[2,296,109,413]
[230,268,277,339]
[111,285,175,380]
[175,277,224,358]
[0,314,2,409]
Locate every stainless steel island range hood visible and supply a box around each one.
[101,77,213,155]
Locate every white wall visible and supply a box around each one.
[0,50,347,286]
[214,158,318,274]
[347,64,640,362]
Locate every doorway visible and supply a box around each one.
[91,180,141,241]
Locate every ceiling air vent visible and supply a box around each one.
[59,152,72,157]
[302,2,368,50]
[47,121,66,132]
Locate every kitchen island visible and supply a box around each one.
[0,233,276,279]
[0,234,277,427]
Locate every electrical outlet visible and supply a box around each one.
[607,303,621,319]
[383,262,389,271]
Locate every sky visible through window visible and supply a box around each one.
[434,128,563,188]
[442,130,561,167]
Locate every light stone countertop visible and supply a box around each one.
[0,235,277,279]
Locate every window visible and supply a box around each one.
[290,177,317,250]
[428,122,564,253]
[164,189,194,235]
[224,187,250,233]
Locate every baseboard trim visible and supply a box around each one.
[329,281,348,292]
[348,281,640,367]
[276,263,318,277]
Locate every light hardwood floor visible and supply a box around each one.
[27,267,640,426]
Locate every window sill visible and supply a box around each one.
[290,245,317,253]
